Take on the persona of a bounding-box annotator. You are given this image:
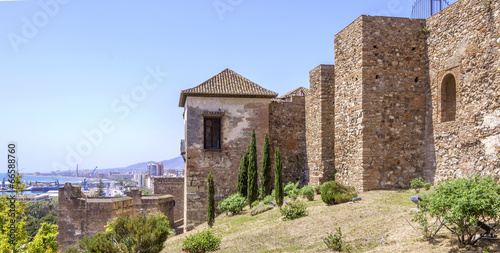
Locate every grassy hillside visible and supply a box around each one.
[162,190,498,253]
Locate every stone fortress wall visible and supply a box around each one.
[57,183,175,250]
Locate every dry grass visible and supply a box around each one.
[162,190,499,253]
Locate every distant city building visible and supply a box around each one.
[147,163,164,176]
[133,173,148,188]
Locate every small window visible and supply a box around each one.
[204,118,221,150]
[441,74,456,122]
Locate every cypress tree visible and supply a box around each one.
[259,133,272,199]
[236,149,249,197]
[274,148,284,208]
[207,170,215,228]
[247,129,258,207]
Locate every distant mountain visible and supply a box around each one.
[100,156,184,173]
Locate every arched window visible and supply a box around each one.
[441,74,456,122]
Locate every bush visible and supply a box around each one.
[323,227,345,251]
[250,202,274,216]
[314,185,321,195]
[218,193,247,215]
[284,182,300,200]
[321,181,357,205]
[280,200,308,221]
[409,195,444,240]
[251,200,260,208]
[77,212,174,253]
[423,182,432,191]
[426,176,500,245]
[300,185,315,201]
[262,194,274,205]
[410,177,425,192]
[182,229,221,253]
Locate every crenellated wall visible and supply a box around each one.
[152,176,184,223]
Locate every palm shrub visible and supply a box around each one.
[236,149,249,197]
[247,129,259,207]
[280,200,308,221]
[218,193,247,215]
[207,170,215,228]
[259,133,273,199]
[274,148,284,208]
[300,185,315,201]
[321,181,357,205]
[426,176,500,245]
[182,229,221,253]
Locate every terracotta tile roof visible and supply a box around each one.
[179,68,278,107]
[279,86,309,99]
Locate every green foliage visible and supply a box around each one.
[236,150,249,198]
[274,148,284,208]
[218,193,247,215]
[250,202,274,216]
[409,195,444,240]
[1,172,59,252]
[323,227,345,251]
[284,182,300,201]
[280,200,308,221]
[320,181,357,205]
[77,212,174,252]
[95,179,105,197]
[259,133,273,200]
[422,26,430,35]
[410,177,425,192]
[247,129,259,207]
[262,194,274,205]
[251,200,260,208]
[25,223,59,253]
[207,170,215,228]
[314,185,322,195]
[25,200,58,241]
[426,176,500,245]
[423,182,432,191]
[300,185,315,201]
[182,229,221,253]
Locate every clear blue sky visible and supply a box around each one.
[0,0,457,173]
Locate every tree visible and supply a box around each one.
[274,148,284,208]
[95,179,105,197]
[259,132,272,199]
[207,170,215,228]
[77,212,174,253]
[247,129,259,207]
[236,149,249,198]
[0,172,59,252]
[25,200,58,241]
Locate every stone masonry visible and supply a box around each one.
[57,183,175,250]
[152,176,184,223]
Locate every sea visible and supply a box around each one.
[0,173,84,184]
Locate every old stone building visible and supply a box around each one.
[57,183,175,250]
[179,0,499,229]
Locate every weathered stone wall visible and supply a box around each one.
[360,16,429,189]
[306,65,335,186]
[334,17,365,190]
[152,177,184,222]
[184,96,271,228]
[426,0,500,181]
[269,95,308,185]
[57,183,175,250]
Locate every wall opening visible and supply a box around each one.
[441,74,456,122]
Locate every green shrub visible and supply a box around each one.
[423,182,432,191]
[409,195,444,240]
[410,177,425,192]
[262,194,274,205]
[300,185,315,201]
[218,193,247,215]
[250,202,274,216]
[284,182,300,200]
[323,227,345,251]
[321,181,357,205]
[314,185,321,195]
[426,176,500,245]
[182,229,221,253]
[251,200,260,208]
[280,200,308,221]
